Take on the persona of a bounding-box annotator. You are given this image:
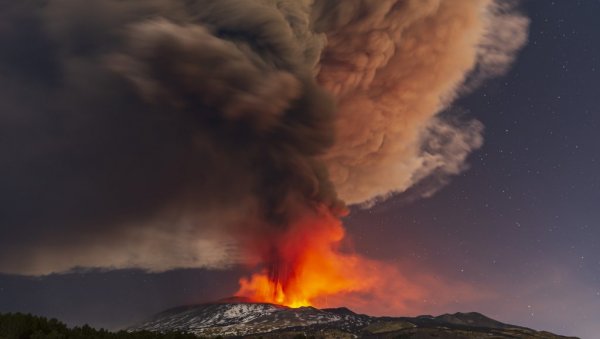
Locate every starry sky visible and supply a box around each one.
[1,1,599,338]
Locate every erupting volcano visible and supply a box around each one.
[236,208,377,308]
[0,0,529,323]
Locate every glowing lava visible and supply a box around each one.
[236,208,377,308]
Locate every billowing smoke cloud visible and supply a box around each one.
[0,0,528,275]
[317,0,528,204]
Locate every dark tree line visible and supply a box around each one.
[0,313,201,339]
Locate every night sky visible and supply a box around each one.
[1,1,599,338]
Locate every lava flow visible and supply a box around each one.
[236,209,377,308]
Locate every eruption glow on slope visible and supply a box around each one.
[236,208,378,308]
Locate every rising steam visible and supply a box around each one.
[0,0,527,280]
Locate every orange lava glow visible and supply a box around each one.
[236,209,378,308]
[235,207,487,316]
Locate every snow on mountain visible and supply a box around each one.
[132,301,369,337]
[130,301,578,338]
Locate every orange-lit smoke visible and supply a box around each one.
[236,209,377,308]
[235,208,491,313]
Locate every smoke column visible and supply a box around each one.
[0,0,527,295]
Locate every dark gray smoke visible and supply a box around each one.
[0,0,528,275]
[0,0,342,274]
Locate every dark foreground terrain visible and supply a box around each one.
[0,312,196,339]
[130,300,578,338]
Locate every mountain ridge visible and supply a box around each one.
[130,300,578,338]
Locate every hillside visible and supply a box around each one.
[130,300,579,338]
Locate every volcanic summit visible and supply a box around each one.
[130,299,576,338]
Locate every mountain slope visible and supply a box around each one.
[130,301,578,338]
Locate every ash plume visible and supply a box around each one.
[317,0,528,204]
[0,0,528,275]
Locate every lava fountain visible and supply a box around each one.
[236,207,378,308]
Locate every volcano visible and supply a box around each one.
[129,299,576,338]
